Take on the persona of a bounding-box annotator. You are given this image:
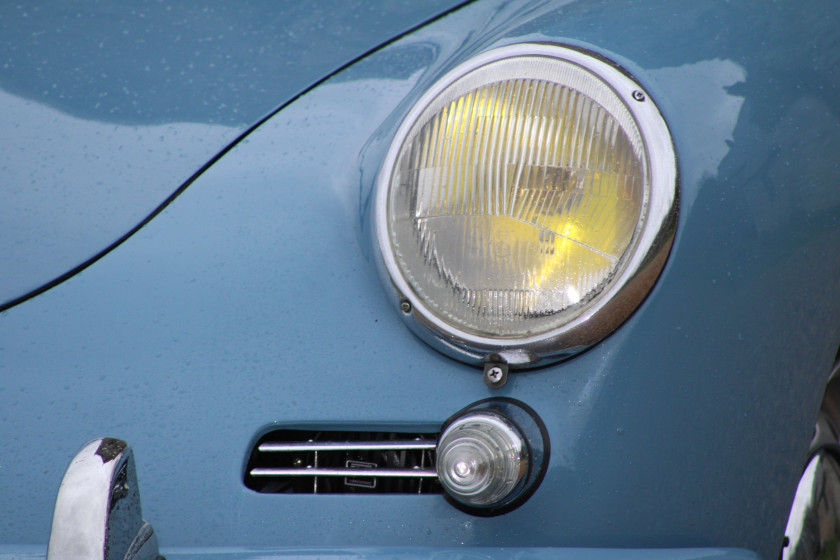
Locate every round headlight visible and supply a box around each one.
[375,44,677,366]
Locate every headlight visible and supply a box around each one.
[375,43,677,367]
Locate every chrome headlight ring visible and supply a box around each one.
[375,43,678,368]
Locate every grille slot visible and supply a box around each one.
[245,430,441,494]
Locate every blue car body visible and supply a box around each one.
[1,1,839,560]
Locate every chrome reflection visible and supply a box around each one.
[47,438,161,560]
[783,451,840,560]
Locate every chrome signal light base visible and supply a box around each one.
[437,398,549,515]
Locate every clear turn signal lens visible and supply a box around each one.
[436,411,527,508]
[376,44,678,366]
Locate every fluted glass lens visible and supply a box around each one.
[388,56,647,337]
[436,412,526,507]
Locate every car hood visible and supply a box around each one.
[0,0,467,310]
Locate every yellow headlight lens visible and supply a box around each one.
[387,53,647,338]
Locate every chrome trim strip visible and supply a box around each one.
[250,467,438,478]
[258,440,436,452]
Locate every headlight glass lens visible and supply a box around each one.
[386,54,647,338]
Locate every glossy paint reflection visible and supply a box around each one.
[648,59,746,213]
[1,0,840,558]
[0,0,467,309]
[0,546,763,560]
[0,89,236,303]
[0,1,468,127]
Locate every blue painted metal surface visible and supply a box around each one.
[1,1,839,560]
[0,545,762,560]
[0,0,467,309]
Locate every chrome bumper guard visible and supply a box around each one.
[47,438,161,560]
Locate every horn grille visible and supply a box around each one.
[245,429,441,494]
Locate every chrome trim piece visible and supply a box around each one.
[47,438,160,560]
[374,43,679,368]
[437,398,549,515]
[781,361,840,560]
[782,451,840,560]
[436,411,526,507]
[250,467,437,478]
[259,440,436,452]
